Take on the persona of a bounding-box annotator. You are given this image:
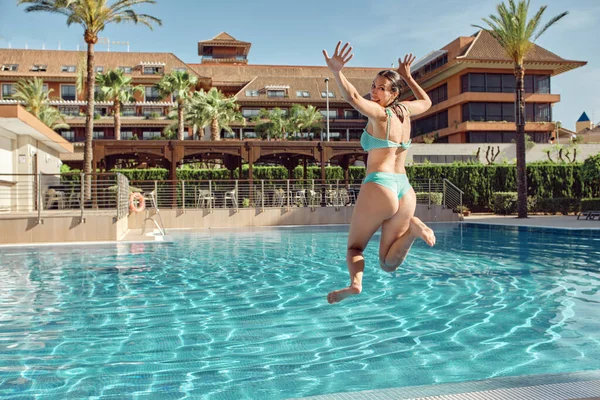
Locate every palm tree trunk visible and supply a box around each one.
[210,118,220,141]
[178,99,184,141]
[515,63,528,218]
[114,100,121,140]
[84,41,96,200]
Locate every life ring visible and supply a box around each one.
[129,192,145,213]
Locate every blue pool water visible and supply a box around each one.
[1,223,600,399]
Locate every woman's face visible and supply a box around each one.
[370,76,398,107]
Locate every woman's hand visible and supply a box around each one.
[323,41,354,73]
[397,53,417,81]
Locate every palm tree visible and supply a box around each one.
[188,88,244,141]
[12,78,70,130]
[12,78,48,117]
[289,104,323,139]
[156,70,198,140]
[474,0,567,218]
[254,108,289,141]
[39,106,71,131]
[18,0,161,179]
[96,69,143,140]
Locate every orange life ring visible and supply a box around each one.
[129,192,145,213]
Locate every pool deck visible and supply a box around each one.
[464,213,600,230]
[293,370,600,400]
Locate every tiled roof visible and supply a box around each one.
[234,74,374,104]
[462,30,578,63]
[0,49,208,80]
[188,64,381,103]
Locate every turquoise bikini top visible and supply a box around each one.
[360,105,412,152]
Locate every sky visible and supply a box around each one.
[0,0,598,131]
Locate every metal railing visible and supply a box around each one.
[0,174,464,219]
[0,173,130,224]
[128,178,463,212]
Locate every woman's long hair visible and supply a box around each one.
[377,70,408,123]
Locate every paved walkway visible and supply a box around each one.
[463,213,600,230]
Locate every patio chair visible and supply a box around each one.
[252,189,263,207]
[45,188,66,210]
[224,188,238,208]
[196,189,215,208]
[577,210,600,220]
[273,188,285,207]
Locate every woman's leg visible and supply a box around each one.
[378,188,436,272]
[327,182,398,304]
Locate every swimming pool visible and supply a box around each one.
[1,223,599,399]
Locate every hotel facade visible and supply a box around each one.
[0,31,586,166]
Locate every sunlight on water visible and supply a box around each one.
[0,224,599,399]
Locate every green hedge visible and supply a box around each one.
[103,163,595,212]
[581,198,600,212]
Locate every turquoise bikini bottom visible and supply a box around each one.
[363,172,412,200]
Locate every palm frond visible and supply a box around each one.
[534,11,568,41]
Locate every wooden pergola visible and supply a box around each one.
[92,140,366,181]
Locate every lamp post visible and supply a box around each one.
[324,78,330,141]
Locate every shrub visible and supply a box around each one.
[581,198,600,212]
[492,192,517,215]
[415,192,443,205]
[535,197,580,215]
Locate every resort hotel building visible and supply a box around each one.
[0,31,586,168]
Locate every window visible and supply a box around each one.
[93,131,105,140]
[344,110,363,119]
[1,84,16,99]
[143,66,163,75]
[267,89,286,97]
[94,106,109,116]
[61,65,76,73]
[144,86,161,102]
[486,103,502,121]
[242,109,260,118]
[411,110,448,137]
[31,64,47,72]
[61,85,76,101]
[462,102,548,122]
[142,131,161,139]
[173,67,186,73]
[122,106,136,117]
[535,75,550,94]
[524,75,534,93]
[60,130,75,141]
[486,74,502,93]
[142,107,163,117]
[427,84,447,106]
[319,110,337,118]
[121,131,134,139]
[42,84,48,93]
[321,91,335,98]
[95,66,104,73]
[296,90,310,98]
[470,103,486,121]
[1,64,18,71]
[58,106,79,116]
[245,90,259,97]
[502,74,515,93]
[470,73,486,92]
[525,103,551,122]
[118,66,133,74]
[502,103,515,122]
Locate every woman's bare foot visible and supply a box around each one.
[410,217,436,247]
[327,284,362,304]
